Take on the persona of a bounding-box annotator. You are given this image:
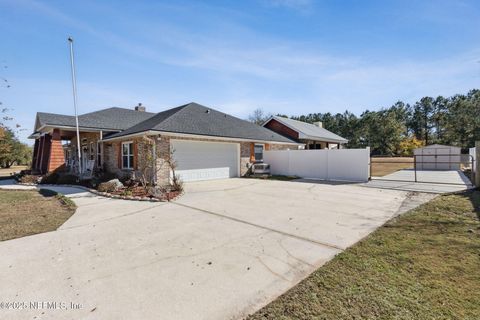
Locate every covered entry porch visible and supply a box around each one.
[30,128,104,176]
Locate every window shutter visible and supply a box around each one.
[117,142,122,168]
[249,143,255,162]
[133,141,138,170]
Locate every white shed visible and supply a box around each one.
[414,144,461,170]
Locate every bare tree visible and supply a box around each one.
[136,135,183,193]
[248,108,271,125]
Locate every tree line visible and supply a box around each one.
[0,109,32,168]
[251,89,480,156]
[0,70,32,168]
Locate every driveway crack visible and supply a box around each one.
[171,202,344,251]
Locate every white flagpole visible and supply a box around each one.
[68,36,82,175]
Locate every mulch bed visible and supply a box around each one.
[109,186,181,201]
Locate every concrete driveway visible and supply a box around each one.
[0,179,434,320]
[366,169,474,193]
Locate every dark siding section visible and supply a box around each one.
[264,119,299,140]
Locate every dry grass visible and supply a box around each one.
[0,189,76,241]
[247,190,480,320]
[0,165,28,177]
[371,157,414,177]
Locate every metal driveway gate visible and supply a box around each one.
[370,154,475,186]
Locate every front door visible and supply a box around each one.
[81,145,88,173]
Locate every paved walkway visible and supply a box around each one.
[0,179,435,320]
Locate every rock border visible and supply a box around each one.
[17,182,166,202]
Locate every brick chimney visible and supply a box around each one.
[135,103,146,112]
[313,121,323,128]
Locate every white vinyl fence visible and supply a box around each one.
[264,148,370,182]
[470,147,476,173]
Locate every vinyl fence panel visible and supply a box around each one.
[471,147,476,173]
[263,148,370,182]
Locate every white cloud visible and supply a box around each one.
[4,0,480,141]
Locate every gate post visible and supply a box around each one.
[414,155,417,182]
[475,141,480,187]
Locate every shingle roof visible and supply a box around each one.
[105,103,297,144]
[267,116,348,143]
[36,107,156,131]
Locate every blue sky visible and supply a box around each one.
[1,0,479,143]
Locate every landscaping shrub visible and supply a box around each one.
[18,174,40,184]
[171,175,184,193]
[38,188,58,197]
[40,172,59,184]
[55,194,76,209]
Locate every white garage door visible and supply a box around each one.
[171,140,239,182]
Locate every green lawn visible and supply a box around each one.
[248,190,480,320]
[0,189,76,241]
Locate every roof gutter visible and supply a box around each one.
[299,134,348,144]
[101,130,302,145]
[37,124,121,134]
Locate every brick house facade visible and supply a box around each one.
[101,134,292,186]
[30,103,299,184]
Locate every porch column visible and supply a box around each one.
[37,135,46,173]
[40,135,52,174]
[47,129,65,172]
[32,138,40,171]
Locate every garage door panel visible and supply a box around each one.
[171,140,239,182]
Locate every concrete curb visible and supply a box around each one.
[18,182,166,202]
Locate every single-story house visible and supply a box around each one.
[29,102,300,184]
[263,116,348,149]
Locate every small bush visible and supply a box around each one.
[88,177,100,189]
[38,188,58,197]
[171,174,184,193]
[121,189,133,197]
[55,194,76,209]
[19,174,40,184]
[40,172,59,184]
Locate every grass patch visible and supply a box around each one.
[247,190,480,320]
[371,157,414,176]
[0,165,28,177]
[0,189,76,241]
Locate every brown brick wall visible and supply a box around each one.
[47,129,65,172]
[104,134,294,185]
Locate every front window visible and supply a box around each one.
[122,142,134,169]
[254,144,264,162]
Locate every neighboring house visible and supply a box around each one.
[29,102,299,184]
[263,116,348,149]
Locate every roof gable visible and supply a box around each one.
[105,103,297,144]
[36,107,156,131]
[265,116,348,143]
